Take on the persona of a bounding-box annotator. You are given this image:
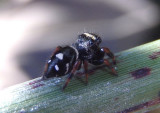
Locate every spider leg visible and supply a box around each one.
[77,61,82,70]
[104,59,117,76]
[83,60,88,85]
[51,46,62,57]
[63,60,82,90]
[103,47,116,65]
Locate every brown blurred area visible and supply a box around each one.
[0,0,160,90]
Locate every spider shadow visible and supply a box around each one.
[74,64,114,86]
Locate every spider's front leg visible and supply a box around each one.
[102,47,118,76]
[104,59,117,76]
[103,47,116,65]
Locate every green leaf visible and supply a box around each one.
[0,39,160,113]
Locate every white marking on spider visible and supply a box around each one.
[55,65,59,71]
[48,60,51,63]
[56,53,63,60]
[83,33,96,40]
[65,63,69,74]
[101,48,104,51]
[70,46,79,60]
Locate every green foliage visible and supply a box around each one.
[0,40,160,113]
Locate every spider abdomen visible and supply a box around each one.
[44,46,78,78]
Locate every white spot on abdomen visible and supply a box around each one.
[48,60,51,63]
[65,63,69,74]
[55,65,59,71]
[70,46,79,60]
[56,53,63,60]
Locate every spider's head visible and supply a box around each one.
[80,33,102,46]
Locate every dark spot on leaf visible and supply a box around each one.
[32,84,44,89]
[29,79,42,85]
[118,102,149,113]
[118,98,160,113]
[114,97,119,101]
[131,67,151,79]
[149,51,160,60]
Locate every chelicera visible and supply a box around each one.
[42,33,117,90]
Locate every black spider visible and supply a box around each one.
[42,33,117,90]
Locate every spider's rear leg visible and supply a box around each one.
[104,59,118,76]
[63,60,82,90]
[77,61,82,70]
[51,46,62,57]
[83,60,89,85]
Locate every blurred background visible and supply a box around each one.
[0,0,159,90]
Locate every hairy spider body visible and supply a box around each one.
[42,33,117,90]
